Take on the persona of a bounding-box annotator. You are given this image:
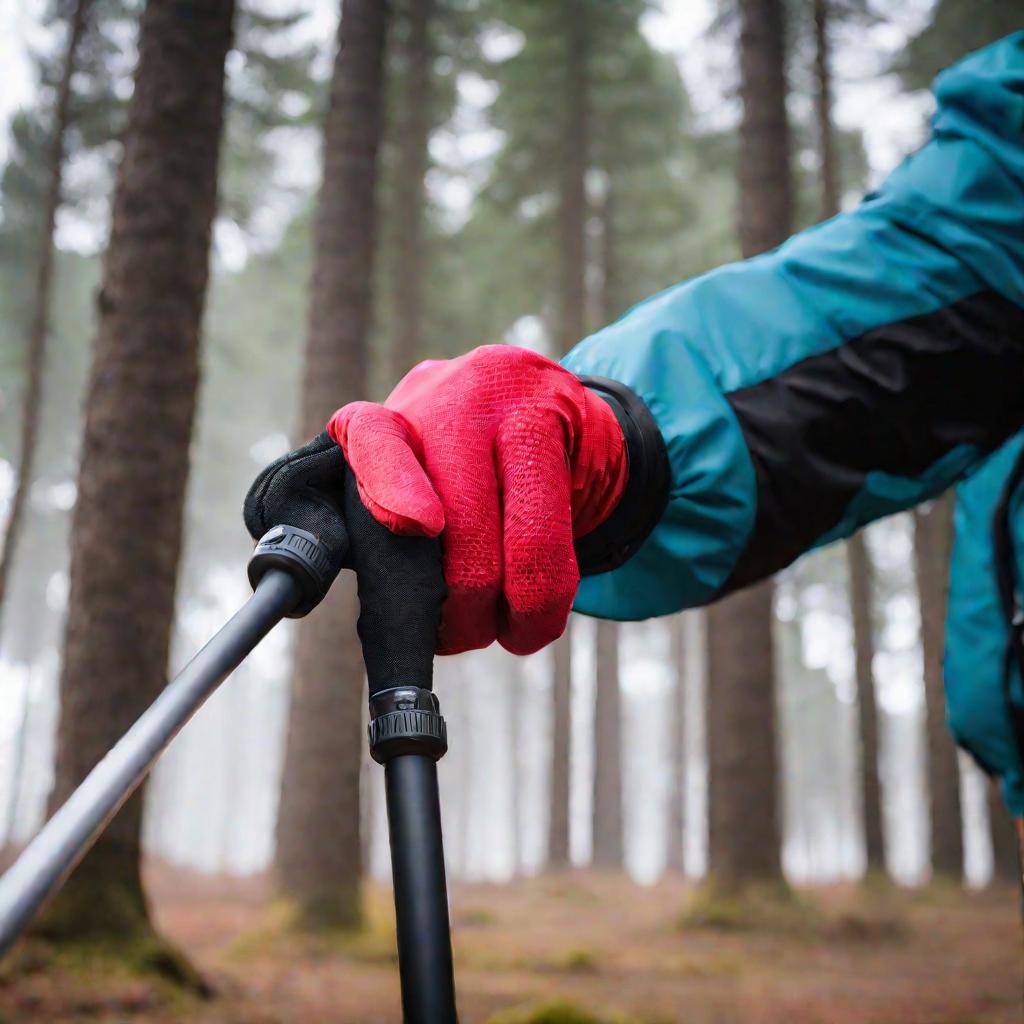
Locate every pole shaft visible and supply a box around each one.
[385,753,457,1023]
[0,569,299,955]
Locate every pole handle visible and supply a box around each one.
[244,434,445,690]
[342,465,446,695]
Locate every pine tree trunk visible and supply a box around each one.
[987,781,1021,886]
[42,0,234,943]
[812,0,839,219]
[507,661,523,876]
[912,495,964,881]
[707,583,782,882]
[547,0,588,872]
[705,0,790,887]
[589,177,624,872]
[391,0,434,379]
[666,615,687,875]
[812,0,885,877]
[457,679,474,876]
[592,620,623,868]
[735,0,792,259]
[274,0,389,929]
[3,669,32,848]
[547,630,572,868]
[847,533,886,872]
[0,0,89,614]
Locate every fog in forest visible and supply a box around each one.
[0,1,1020,1021]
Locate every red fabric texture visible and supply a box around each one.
[327,345,628,655]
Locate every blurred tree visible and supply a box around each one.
[178,5,326,594]
[220,5,322,238]
[507,658,524,875]
[592,619,623,868]
[369,0,479,394]
[898,0,1021,90]
[586,19,709,874]
[847,533,885,871]
[274,0,390,930]
[913,494,963,881]
[544,0,590,872]
[987,781,1020,886]
[41,0,235,950]
[0,0,90,617]
[0,0,140,638]
[389,0,435,379]
[474,0,714,872]
[706,0,791,886]
[665,614,687,875]
[809,0,886,876]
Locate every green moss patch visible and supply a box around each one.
[486,999,648,1024]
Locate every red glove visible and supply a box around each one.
[327,346,628,655]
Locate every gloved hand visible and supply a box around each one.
[328,346,631,655]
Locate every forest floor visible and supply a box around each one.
[0,862,1019,1023]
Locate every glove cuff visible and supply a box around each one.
[573,376,670,577]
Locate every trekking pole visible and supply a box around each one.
[0,566,300,956]
[336,464,457,1024]
[0,463,458,1021]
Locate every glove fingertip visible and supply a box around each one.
[327,402,445,536]
[359,482,445,538]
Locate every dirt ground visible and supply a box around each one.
[0,864,1019,1023]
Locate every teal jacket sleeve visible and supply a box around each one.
[561,32,1024,622]
[946,439,1024,817]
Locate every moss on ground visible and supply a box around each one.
[226,886,397,965]
[3,929,209,995]
[486,999,649,1024]
[678,879,817,933]
[555,946,600,974]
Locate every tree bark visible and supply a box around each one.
[557,0,588,358]
[591,620,623,868]
[391,0,434,379]
[707,582,782,882]
[547,629,573,868]
[547,0,588,872]
[42,0,234,943]
[666,615,687,874]
[2,668,32,848]
[846,533,886,872]
[987,781,1021,886]
[735,0,792,260]
[912,494,963,881]
[0,0,89,614]
[812,0,839,219]
[588,175,624,872]
[274,0,390,929]
[812,0,885,877]
[507,660,523,876]
[705,0,790,886]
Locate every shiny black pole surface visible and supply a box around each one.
[386,754,457,1023]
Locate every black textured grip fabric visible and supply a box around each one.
[244,432,446,693]
[343,465,447,695]
[243,432,350,576]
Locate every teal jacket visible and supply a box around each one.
[562,34,1024,811]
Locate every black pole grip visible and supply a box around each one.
[342,466,446,695]
[246,440,456,1018]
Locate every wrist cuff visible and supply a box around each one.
[573,376,670,577]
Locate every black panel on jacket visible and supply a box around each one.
[722,290,1024,594]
